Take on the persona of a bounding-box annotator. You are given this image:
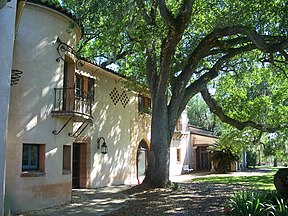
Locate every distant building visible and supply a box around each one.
[189,125,218,171]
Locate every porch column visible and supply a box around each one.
[0,1,17,215]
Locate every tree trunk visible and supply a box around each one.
[273,158,278,167]
[143,97,173,188]
[274,168,288,198]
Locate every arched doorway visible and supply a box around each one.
[136,139,150,184]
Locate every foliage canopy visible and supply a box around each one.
[61,0,288,130]
[60,0,288,187]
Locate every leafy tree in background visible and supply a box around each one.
[187,94,218,132]
[61,0,288,187]
[212,58,288,166]
[263,132,288,166]
[210,58,288,133]
[246,150,257,168]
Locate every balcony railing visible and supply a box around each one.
[52,87,93,119]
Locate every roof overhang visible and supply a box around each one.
[190,131,218,138]
[172,131,190,140]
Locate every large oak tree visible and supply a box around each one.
[63,0,288,187]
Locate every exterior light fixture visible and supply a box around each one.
[97,137,108,154]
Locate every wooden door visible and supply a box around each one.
[72,144,80,189]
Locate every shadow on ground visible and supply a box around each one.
[106,182,246,216]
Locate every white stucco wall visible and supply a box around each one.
[6,2,81,213]
[90,73,133,187]
[75,66,151,188]
[169,110,190,176]
[0,1,17,215]
[0,0,7,9]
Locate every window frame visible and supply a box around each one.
[75,74,95,101]
[21,143,45,177]
[176,119,181,131]
[62,145,72,174]
[87,77,95,102]
[22,144,39,171]
[176,148,181,163]
[75,74,84,98]
[138,94,151,114]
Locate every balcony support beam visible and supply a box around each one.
[68,119,93,138]
[52,116,76,135]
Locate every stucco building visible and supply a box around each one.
[1,0,153,213]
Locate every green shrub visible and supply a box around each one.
[262,190,282,205]
[270,198,288,216]
[226,190,271,216]
[209,141,240,173]
[226,190,288,216]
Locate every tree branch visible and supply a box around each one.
[213,37,251,49]
[78,35,98,52]
[280,50,288,61]
[101,50,131,66]
[247,31,288,52]
[135,0,154,25]
[175,0,194,30]
[156,0,176,28]
[180,44,256,112]
[146,43,158,90]
[176,25,246,84]
[201,87,283,133]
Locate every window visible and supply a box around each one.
[176,148,181,163]
[22,144,45,174]
[176,119,181,131]
[138,94,151,114]
[22,144,39,171]
[75,74,95,101]
[62,59,75,111]
[75,74,84,97]
[87,77,95,102]
[74,74,95,115]
[63,145,71,174]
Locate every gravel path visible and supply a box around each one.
[106,169,273,216]
[106,182,246,216]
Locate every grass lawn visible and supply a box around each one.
[191,168,278,190]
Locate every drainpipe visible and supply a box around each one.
[0,1,17,215]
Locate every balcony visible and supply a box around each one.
[51,87,93,121]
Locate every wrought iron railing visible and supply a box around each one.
[53,87,93,117]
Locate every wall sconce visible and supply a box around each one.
[97,137,108,154]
